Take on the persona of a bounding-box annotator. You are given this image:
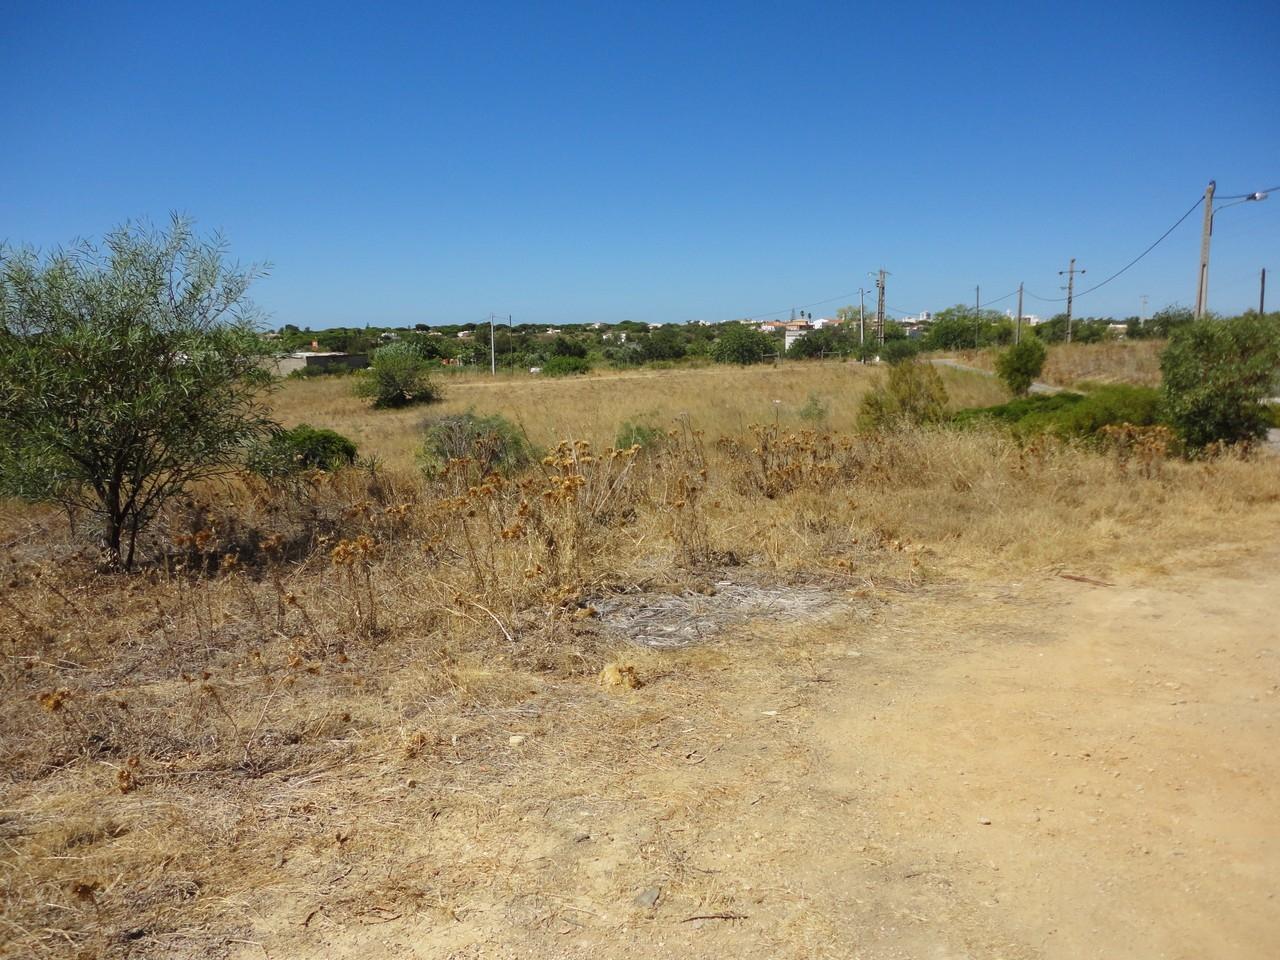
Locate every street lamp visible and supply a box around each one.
[1195,181,1269,317]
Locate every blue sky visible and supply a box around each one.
[3,0,1277,326]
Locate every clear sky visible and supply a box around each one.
[3,0,1277,327]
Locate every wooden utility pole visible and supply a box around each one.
[1059,258,1085,343]
[1195,180,1216,317]
[874,269,888,347]
[1015,282,1024,344]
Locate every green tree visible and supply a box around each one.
[711,324,773,365]
[1160,315,1280,450]
[354,341,442,408]
[550,334,588,358]
[0,217,274,569]
[923,305,1013,350]
[994,337,1048,396]
[922,306,980,350]
[639,325,687,362]
[787,326,856,359]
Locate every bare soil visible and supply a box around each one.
[228,543,1279,959]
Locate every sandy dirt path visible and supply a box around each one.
[241,550,1279,959]
[808,558,1280,959]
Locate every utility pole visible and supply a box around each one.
[1059,258,1085,343]
[874,269,888,348]
[1015,282,1024,345]
[857,287,870,350]
[1140,294,1149,325]
[1195,180,1216,318]
[1261,269,1268,316]
[489,314,496,375]
[974,285,981,348]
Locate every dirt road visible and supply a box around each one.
[811,560,1280,959]
[247,550,1279,959]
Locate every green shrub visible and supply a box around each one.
[1055,384,1162,436]
[798,393,829,423]
[354,342,441,408]
[1161,315,1280,450]
[541,355,591,376]
[994,337,1047,396]
[953,384,1163,439]
[858,360,949,430]
[248,424,358,477]
[711,325,773,365]
[287,363,355,380]
[880,338,920,365]
[418,411,533,475]
[616,418,666,450]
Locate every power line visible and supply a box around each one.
[742,290,866,321]
[1217,183,1278,200]
[1026,194,1204,303]
[977,288,1019,309]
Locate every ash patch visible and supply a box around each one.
[590,575,844,648]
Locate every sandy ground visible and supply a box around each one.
[234,547,1279,960]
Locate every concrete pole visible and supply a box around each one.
[1195,180,1216,318]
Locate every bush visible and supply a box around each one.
[880,338,921,365]
[953,384,1163,439]
[248,424,358,478]
[798,393,828,423]
[418,411,533,475]
[354,342,441,409]
[994,337,1047,396]
[550,335,588,358]
[1161,316,1280,450]
[541,355,591,376]
[858,359,949,430]
[616,418,666,450]
[711,325,773,365]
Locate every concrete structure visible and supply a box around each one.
[784,327,811,351]
[271,351,369,376]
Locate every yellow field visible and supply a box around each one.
[948,338,1165,388]
[271,360,1008,470]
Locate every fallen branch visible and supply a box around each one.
[681,912,747,923]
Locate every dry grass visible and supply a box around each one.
[950,339,1165,389]
[2,359,1279,958]
[271,360,1008,471]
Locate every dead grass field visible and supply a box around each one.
[2,359,1279,959]
[269,360,1007,471]
[948,338,1165,388]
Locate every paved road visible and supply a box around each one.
[929,356,1061,395]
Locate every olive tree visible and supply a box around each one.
[1160,314,1280,450]
[0,217,274,569]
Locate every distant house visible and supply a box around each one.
[457,330,473,339]
[271,351,369,376]
[378,331,400,341]
[759,320,786,334]
[784,327,812,351]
